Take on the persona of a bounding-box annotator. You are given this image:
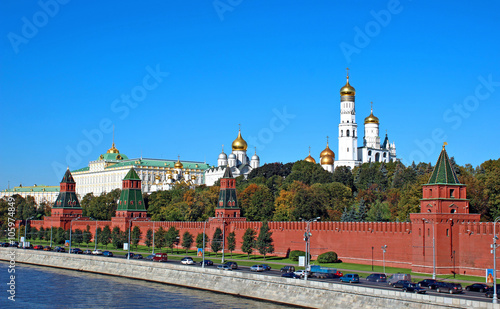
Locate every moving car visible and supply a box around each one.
[428,281,448,290]
[393,280,411,289]
[125,253,134,258]
[465,283,490,292]
[43,246,52,251]
[418,279,438,288]
[34,245,44,250]
[103,251,113,257]
[217,265,232,271]
[70,248,83,254]
[280,266,295,273]
[146,254,155,260]
[153,253,168,262]
[181,257,195,265]
[0,242,10,247]
[250,265,265,272]
[261,264,272,271]
[402,282,426,294]
[54,246,65,252]
[92,249,103,255]
[387,273,411,286]
[294,270,312,279]
[366,273,387,282]
[132,254,143,259]
[485,285,500,298]
[436,283,463,294]
[224,262,238,269]
[340,274,360,283]
[281,272,301,279]
[200,260,213,266]
[83,250,92,255]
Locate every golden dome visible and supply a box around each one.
[320,138,335,158]
[304,147,316,164]
[364,105,379,124]
[155,175,161,180]
[191,175,196,180]
[320,154,334,165]
[107,142,120,154]
[232,129,248,151]
[174,157,183,169]
[168,174,173,179]
[340,69,355,96]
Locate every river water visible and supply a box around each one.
[0,261,296,309]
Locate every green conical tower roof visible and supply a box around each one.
[53,169,81,209]
[123,168,141,180]
[61,168,76,183]
[427,144,460,185]
[117,168,146,212]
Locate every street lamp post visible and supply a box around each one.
[127,217,140,260]
[492,217,500,304]
[371,246,374,271]
[221,219,226,264]
[423,219,436,279]
[50,226,53,247]
[381,245,387,274]
[69,217,82,254]
[301,217,320,281]
[202,219,208,269]
[152,221,155,255]
[24,216,35,248]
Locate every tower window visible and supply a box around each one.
[347,148,349,152]
[450,189,455,198]
[341,130,343,137]
[429,189,432,197]
[347,130,350,137]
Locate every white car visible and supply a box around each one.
[92,249,103,255]
[181,257,195,265]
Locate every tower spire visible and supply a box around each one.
[346,67,350,81]
[326,135,329,146]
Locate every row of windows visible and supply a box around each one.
[341,130,356,137]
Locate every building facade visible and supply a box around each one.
[204,129,260,186]
[1,185,59,205]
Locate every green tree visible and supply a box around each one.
[155,227,166,252]
[112,227,123,249]
[226,231,236,258]
[101,226,112,249]
[165,226,180,253]
[73,228,83,245]
[256,221,274,260]
[95,227,103,247]
[83,225,92,248]
[333,166,355,191]
[132,226,142,249]
[241,228,256,258]
[196,233,208,250]
[181,231,194,253]
[366,200,391,222]
[31,227,39,240]
[211,228,223,256]
[145,228,153,249]
[39,227,45,240]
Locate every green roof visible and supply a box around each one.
[72,166,89,173]
[104,158,210,170]
[2,185,59,193]
[61,168,75,183]
[427,146,460,185]
[99,152,129,161]
[123,168,140,180]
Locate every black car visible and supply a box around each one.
[436,283,463,294]
[428,281,448,290]
[200,260,214,266]
[393,280,411,288]
[485,285,500,298]
[280,266,296,273]
[281,272,301,279]
[402,282,426,294]
[465,283,490,293]
[418,279,438,288]
[366,273,387,282]
[54,246,65,252]
[9,242,19,247]
[224,262,238,269]
[132,254,143,259]
[1,242,10,247]
[146,254,155,260]
[125,253,134,258]
[70,248,83,254]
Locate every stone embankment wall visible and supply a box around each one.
[0,248,496,309]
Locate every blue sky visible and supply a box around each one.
[1,0,499,188]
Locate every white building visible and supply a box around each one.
[308,70,397,171]
[204,129,260,186]
[72,141,210,198]
[1,185,59,205]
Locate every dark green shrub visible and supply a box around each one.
[289,250,311,261]
[317,251,338,263]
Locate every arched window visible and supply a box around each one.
[451,209,456,214]
[341,130,343,137]
[353,130,356,137]
[368,150,372,156]
[347,130,350,137]
[375,153,380,162]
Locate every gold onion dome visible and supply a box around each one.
[174,157,183,169]
[304,147,316,164]
[107,142,120,154]
[320,140,335,159]
[232,129,248,151]
[321,154,334,165]
[364,106,379,124]
[340,70,355,96]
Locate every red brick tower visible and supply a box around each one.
[112,168,148,230]
[411,144,480,275]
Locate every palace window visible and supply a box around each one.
[347,130,350,137]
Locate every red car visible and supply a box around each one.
[153,253,168,262]
[34,245,44,250]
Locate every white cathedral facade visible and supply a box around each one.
[305,71,397,170]
[204,129,260,186]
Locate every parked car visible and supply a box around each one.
[339,274,360,283]
[34,245,44,250]
[294,270,312,279]
[281,272,301,279]
[146,254,155,260]
[0,242,10,247]
[280,266,296,273]
[261,264,272,271]
[103,251,113,257]
[436,282,463,294]
[181,257,195,265]
[418,279,438,288]
[83,250,92,255]
[10,241,19,247]
[70,248,83,254]
[387,273,411,286]
[92,249,103,255]
[54,246,65,252]
[200,260,213,266]
[428,281,448,290]
[153,253,168,262]
[485,285,500,298]
[465,283,490,293]
[250,265,265,272]
[217,265,232,271]
[402,282,426,294]
[393,280,411,289]
[366,273,387,282]
[43,246,52,251]
[224,262,238,269]
[125,252,134,258]
[132,254,143,260]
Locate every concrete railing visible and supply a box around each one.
[0,248,497,309]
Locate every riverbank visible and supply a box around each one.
[0,248,497,309]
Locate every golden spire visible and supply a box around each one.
[364,102,379,124]
[443,142,448,150]
[340,68,356,96]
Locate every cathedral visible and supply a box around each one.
[204,128,260,186]
[305,70,397,170]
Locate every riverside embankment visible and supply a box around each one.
[0,248,497,309]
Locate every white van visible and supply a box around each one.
[387,273,411,285]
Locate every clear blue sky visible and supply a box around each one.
[1,0,499,188]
